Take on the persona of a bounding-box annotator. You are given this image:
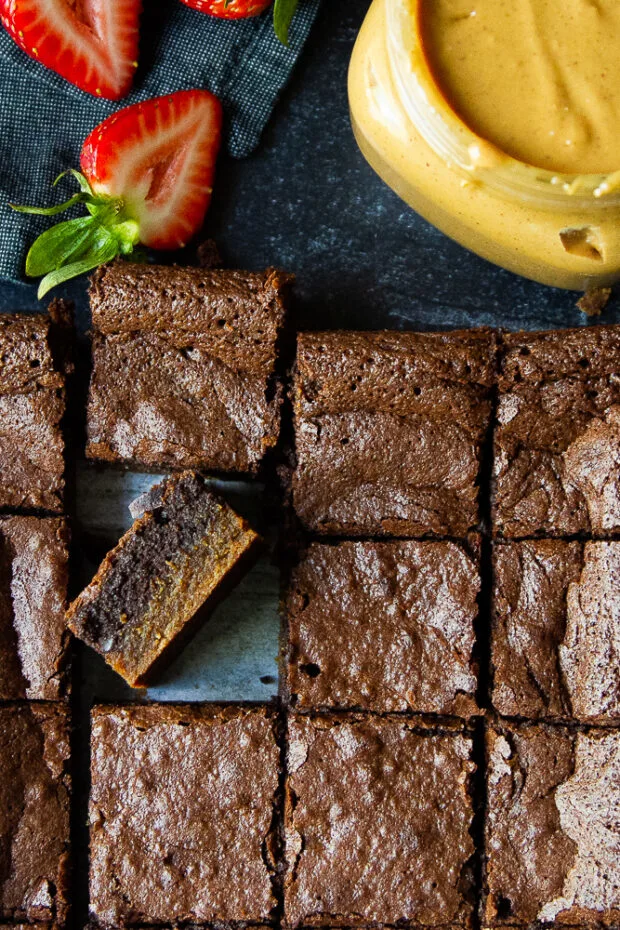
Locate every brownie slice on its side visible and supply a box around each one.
[89,704,280,926]
[67,471,261,688]
[0,516,70,700]
[284,539,480,715]
[0,703,71,924]
[0,303,72,513]
[493,325,620,538]
[492,539,620,723]
[485,723,620,927]
[284,714,476,929]
[86,262,291,476]
[291,329,496,537]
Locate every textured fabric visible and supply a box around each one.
[0,0,321,283]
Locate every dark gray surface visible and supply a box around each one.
[1,0,618,333]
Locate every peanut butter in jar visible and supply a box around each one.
[348,0,620,289]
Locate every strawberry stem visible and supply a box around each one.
[10,170,141,298]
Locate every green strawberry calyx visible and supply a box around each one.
[10,169,141,298]
[273,0,299,45]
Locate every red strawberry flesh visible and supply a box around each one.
[80,90,223,249]
[0,0,141,99]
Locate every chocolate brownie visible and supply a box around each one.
[284,539,479,714]
[492,539,620,723]
[0,303,72,512]
[67,471,261,687]
[284,714,476,928]
[86,262,290,475]
[291,329,496,536]
[493,326,620,537]
[89,704,280,925]
[485,723,620,926]
[0,703,70,923]
[0,516,70,700]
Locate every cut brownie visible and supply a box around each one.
[0,516,70,700]
[492,539,620,723]
[0,703,70,923]
[493,325,620,537]
[0,303,72,512]
[485,722,620,926]
[284,539,479,714]
[284,714,476,928]
[86,262,290,475]
[89,704,280,925]
[66,471,261,687]
[291,329,496,536]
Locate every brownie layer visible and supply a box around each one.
[67,471,261,687]
[89,704,280,925]
[492,539,620,723]
[292,329,496,536]
[285,539,479,714]
[0,703,70,923]
[0,516,70,700]
[284,714,476,928]
[0,304,71,512]
[485,723,620,926]
[86,262,290,475]
[493,325,620,537]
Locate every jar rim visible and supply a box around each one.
[386,0,620,209]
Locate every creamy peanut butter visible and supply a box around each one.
[348,0,620,289]
[420,0,620,175]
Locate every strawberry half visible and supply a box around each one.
[0,0,141,99]
[11,90,223,297]
[179,0,271,18]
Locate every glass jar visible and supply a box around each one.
[348,0,620,290]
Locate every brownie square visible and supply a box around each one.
[0,516,70,700]
[284,715,476,928]
[89,704,280,925]
[0,704,70,923]
[67,472,261,688]
[492,539,620,723]
[493,326,620,537]
[485,723,620,926]
[291,329,496,537]
[86,262,290,475]
[285,539,479,714]
[0,305,71,513]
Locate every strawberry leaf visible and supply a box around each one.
[25,216,98,276]
[37,227,120,299]
[273,0,300,45]
[10,169,140,296]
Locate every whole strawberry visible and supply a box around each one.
[0,0,141,99]
[12,90,223,297]
[180,0,300,44]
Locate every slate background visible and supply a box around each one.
[1,0,619,332]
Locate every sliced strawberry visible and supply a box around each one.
[11,89,223,297]
[80,90,223,250]
[0,0,141,99]
[179,0,271,19]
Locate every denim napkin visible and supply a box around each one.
[0,0,321,283]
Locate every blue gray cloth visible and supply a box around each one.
[0,0,321,283]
